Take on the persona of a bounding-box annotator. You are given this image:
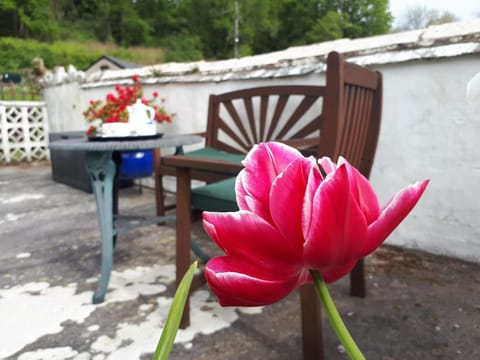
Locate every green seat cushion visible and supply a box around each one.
[191,177,239,212]
[186,147,245,165]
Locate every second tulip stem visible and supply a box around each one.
[310,270,365,360]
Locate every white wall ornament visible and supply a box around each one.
[466,71,480,113]
[39,65,86,87]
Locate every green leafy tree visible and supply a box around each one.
[306,10,343,43]
[234,0,392,56]
[159,32,204,62]
[0,0,60,41]
[274,0,322,50]
[186,0,235,59]
[0,0,17,37]
[58,0,101,40]
[61,0,98,20]
[90,0,152,45]
[112,1,152,46]
[155,0,392,59]
[330,0,392,38]
[0,0,394,70]
[238,0,281,56]
[134,0,180,38]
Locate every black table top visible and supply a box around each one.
[48,133,203,152]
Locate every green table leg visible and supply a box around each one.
[85,151,116,304]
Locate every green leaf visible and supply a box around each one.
[152,261,198,360]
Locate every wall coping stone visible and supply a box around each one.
[41,19,480,88]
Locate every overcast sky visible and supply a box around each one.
[389,0,480,26]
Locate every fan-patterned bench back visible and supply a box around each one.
[205,85,325,154]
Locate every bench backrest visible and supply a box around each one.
[320,51,383,177]
[202,51,382,177]
[205,85,324,155]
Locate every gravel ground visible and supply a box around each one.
[1,162,479,360]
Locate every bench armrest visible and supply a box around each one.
[162,155,244,173]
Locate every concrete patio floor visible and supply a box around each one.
[1,162,479,360]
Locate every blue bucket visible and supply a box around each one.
[119,150,154,179]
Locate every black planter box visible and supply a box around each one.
[49,131,92,193]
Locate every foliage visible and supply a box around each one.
[152,262,198,360]
[83,75,172,136]
[159,33,204,63]
[0,37,96,72]
[306,11,344,43]
[103,0,153,46]
[0,0,60,41]
[0,83,40,101]
[331,0,392,39]
[0,0,393,69]
[0,37,164,73]
[243,0,392,55]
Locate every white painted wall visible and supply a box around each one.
[43,82,84,132]
[371,56,480,262]
[43,54,480,263]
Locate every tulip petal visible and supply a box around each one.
[235,170,261,214]
[235,171,271,220]
[205,256,306,306]
[270,157,316,247]
[318,156,337,174]
[304,165,367,270]
[238,142,303,220]
[242,142,303,176]
[365,180,429,256]
[322,260,358,283]
[302,164,324,243]
[203,211,303,271]
[338,157,381,224]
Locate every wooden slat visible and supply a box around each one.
[259,95,268,141]
[276,95,318,140]
[290,114,322,139]
[344,62,380,89]
[346,86,363,164]
[243,96,257,143]
[351,90,370,165]
[162,155,243,173]
[222,100,252,147]
[218,120,250,152]
[266,94,289,140]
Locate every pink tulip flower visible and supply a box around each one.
[203,142,428,306]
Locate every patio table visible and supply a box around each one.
[48,133,202,303]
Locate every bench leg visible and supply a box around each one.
[350,259,366,298]
[176,166,193,328]
[153,149,167,217]
[300,283,324,360]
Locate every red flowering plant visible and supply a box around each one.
[83,74,173,137]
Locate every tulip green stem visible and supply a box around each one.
[310,270,365,360]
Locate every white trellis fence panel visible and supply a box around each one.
[0,101,49,163]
